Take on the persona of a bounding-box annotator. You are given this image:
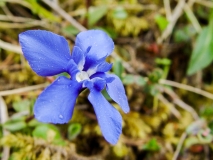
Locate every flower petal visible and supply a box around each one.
[96,62,113,73]
[106,74,130,113]
[75,30,114,69]
[86,56,107,76]
[71,46,85,70]
[93,78,106,91]
[67,59,80,79]
[91,72,114,83]
[34,76,81,124]
[90,73,129,113]
[88,89,122,144]
[84,77,106,91]
[19,30,71,76]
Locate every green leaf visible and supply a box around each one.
[174,25,196,43]
[123,74,134,84]
[88,5,108,27]
[122,75,146,86]
[184,136,200,148]
[112,59,124,79]
[101,88,112,101]
[28,119,42,127]
[68,123,82,140]
[187,26,213,75]
[62,26,80,36]
[25,0,60,22]
[3,118,27,132]
[209,120,213,133]
[112,7,128,20]
[0,126,2,138]
[197,129,213,143]
[155,58,171,66]
[0,1,5,6]
[94,27,118,39]
[155,15,168,31]
[200,106,213,118]
[12,100,30,112]
[148,69,163,83]
[136,76,146,86]
[33,124,65,145]
[142,138,160,151]
[144,84,159,96]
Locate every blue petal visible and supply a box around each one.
[90,72,114,83]
[84,77,106,91]
[92,73,130,113]
[75,30,114,69]
[106,74,130,113]
[34,76,81,124]
[86,56,107,76]
[93,78,106,91]
[71,46,85,70]
[97,62,113,72]
[88,89,122,145]
[67,59,80,79]
[19,30,71,76]
[83,80,93,90]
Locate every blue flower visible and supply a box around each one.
[19,30,129,144]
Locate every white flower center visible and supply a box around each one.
[76,71,90,82]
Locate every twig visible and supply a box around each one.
[0,64,22,71]
[0,96,10,160]
[188,0,196,7]
[158,0,186,43]
[0,97,9,124]
[0,83,48,96]
[163,0,172,20]
[195,0,213,8]
[42,0,87,32]
[158,0,197,43]
[163,87,199,120]
[184,3,201,32]
[0,39,22,54]
[0,14,48,23]
[111,51,136,73]
[1,5,13,16]
[159,79,213,100]
[0,21,48,28]
[204,145,210,160]
[157,94,181,119]
[172,132,187,160]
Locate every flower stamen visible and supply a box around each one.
[76,71,90,82]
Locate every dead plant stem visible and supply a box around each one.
[172,132,187,160]
[163,87,199,120]
[158,0,186,43]
[0,97,10,160]
[163,0,172,20]
[159,79,213,100]
[195,0,213,8]
[42,0,87,32]
[0,39,22,54]
[0,83,48,96]
[157,94,181,119]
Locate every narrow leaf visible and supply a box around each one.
[88,5,108,27]
[187,26,213,75]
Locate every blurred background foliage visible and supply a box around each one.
[1,0,213,160]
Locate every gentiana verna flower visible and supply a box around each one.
[19,30,129,144]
